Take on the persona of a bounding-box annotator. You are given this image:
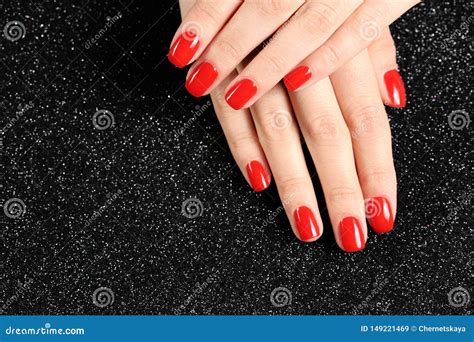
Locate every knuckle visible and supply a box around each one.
[214,37,241,63]
[260,52,286,74]
[258,109,295,144]
[345,105,386,139]
[371,34,396,54]
[227,130,259,151]
[256,0,292,17]
[300,2,339,34]
[318,43,342,69]
[306,114,347,146]
[193,2,219,27]
[279,176,309,195]
[359,168,395,187]
[327,186,358,204]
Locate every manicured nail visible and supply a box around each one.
[225,79,257,110]
[339,217,365,252]
[185,62,218,97]
[284,66,312,91]
[365,197,394,234]
[246,160,270,192]
[384,69,406,108]
[294,206,321,242]
[168,31,200,68]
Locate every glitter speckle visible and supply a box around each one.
[1,1,471,315]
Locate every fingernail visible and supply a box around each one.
[339,217,365,252]
[246,160,270,192]
[384,69,406,108]
[185,62,218,97]
[284,66,312,91]
[225,79,257,110]
[168,31,200,68]
[366,197,394,234]
[294,206,321,242]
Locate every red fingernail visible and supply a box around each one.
[246,160,270,192]
[284,66,312,91]
[339,217,365,252]
[225,79,257,110]
[384,69,406,108]
[185,62,218,97]
[168,31,200,68]
[366,197,394,234]
[294,206,321,242]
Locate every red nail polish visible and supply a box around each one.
[339,217,365,252]
[294,206,321,242]
[284,66,312,91]
[384,69,406,108]
[246,160,270,192]
[168,31,200,68]
[365,197,394,234]
[225,79,257,110]
[185,62,218,97]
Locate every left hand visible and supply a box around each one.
[169,0,418,109]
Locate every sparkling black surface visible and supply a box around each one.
[1,1,472,315]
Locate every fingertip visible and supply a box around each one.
[293,206,322,242]
[338,216,366,253]
[246,160,271,192]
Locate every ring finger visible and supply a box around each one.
[289,77,367,252]
[331,50,397,234]
[247,76,324,242]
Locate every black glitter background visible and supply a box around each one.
[1,1,472,315]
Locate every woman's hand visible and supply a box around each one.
[209,49,396,252]
[176,0,399,252]
[169,0,417,109]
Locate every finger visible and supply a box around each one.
[331,50,397,234]
[285,0,419,91]
[185,0,304,97]
[249,80,323,242]
[368,27,407,108]
[168,0,242,68]
[210,70,271,192]
[289,78,367,252]
[223,0,360,109]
